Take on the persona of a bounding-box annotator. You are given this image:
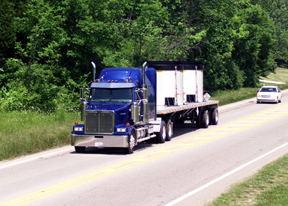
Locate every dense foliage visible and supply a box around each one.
[0,0,283,111]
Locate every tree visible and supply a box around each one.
[232,3,276,87]
[252,0,288,67]
[0,0,15,61]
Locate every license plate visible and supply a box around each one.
[95,142,104,147]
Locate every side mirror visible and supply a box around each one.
[80,88,88,121]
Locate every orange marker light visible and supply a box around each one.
[75,122,78,126]
[126,123,130,127]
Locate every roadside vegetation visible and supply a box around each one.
[0,110,81,161]
[0,0,284,113]
[208,156,288,206]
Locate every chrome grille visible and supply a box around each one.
[85,111,114,134]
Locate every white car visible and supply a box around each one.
[257,86,282,103]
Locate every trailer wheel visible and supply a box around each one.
[156,121,166,143]
[210,108,219,125]
[124,132,136,154]
[202,110,209,128]
[75,146,86,153]
[165,119,173,141]
[196,111,202,128]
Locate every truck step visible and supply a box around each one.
[137,134,156,143]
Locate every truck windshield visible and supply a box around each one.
[90,88,133,103]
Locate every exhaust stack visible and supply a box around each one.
[91,61,96,81]
[142,61,147,87]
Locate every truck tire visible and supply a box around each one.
[210,108,219,125]
[165,119,173,141]
[196,111,202,128]
[124,132,136,154]
[156,120,166,143]
[202,110,209,128]
[75,146,86,153]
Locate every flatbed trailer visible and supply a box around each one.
[157,100,219,115]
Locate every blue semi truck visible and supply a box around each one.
[71,61,219,154]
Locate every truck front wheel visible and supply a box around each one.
[124,132,136,154]
[156,121,166,143]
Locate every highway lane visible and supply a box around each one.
[1,90,288,206]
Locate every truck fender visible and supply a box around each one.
[127,125,134,134]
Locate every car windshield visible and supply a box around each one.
[260,87,276,92]
[90,88,133,103]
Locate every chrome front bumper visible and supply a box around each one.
[71,134,129,148]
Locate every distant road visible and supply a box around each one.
[1,90,288,206]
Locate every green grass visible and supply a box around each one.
[260,67,288,84]
[0,110,82,161]
[210,87,260,106]
[208,156,288,206]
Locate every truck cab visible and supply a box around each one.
[71,66,159,154]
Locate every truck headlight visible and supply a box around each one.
[74,127,84,132]
[117,128,126,133]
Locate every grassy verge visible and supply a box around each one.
[210,87,261,106]
[260,67,288,83]
[208,156,288,206]
[0,110,81,161]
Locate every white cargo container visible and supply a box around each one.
[149,62,205,106]
[145,61,218,129]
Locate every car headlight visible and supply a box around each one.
[74,127,84,132]
[117,128,126,133]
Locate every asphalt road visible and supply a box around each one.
[1,90,288,206]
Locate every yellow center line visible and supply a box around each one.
[208,132,228,135]
[2,102,288,206]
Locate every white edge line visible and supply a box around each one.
[0,148,73,170]
[164,141,288,206]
